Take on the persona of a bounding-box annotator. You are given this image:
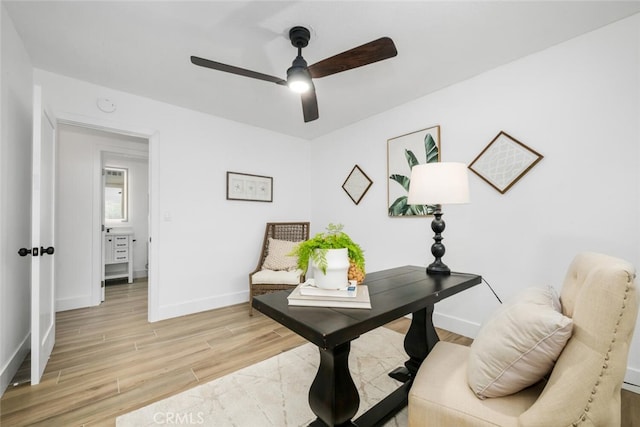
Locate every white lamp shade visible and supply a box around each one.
[407,162,470,205]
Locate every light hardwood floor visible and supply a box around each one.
[1,279,638,426]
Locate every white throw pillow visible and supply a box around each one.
[467,286,573,399]
[261,238,299,271]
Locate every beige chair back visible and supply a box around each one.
[519,252,638,426]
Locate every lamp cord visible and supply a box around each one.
[483,277,502,304]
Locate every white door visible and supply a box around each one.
[31,85,56,385]
[101,167,106,302]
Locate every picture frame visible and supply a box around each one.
[387,125,440,216]
[342,165,373,205]
[468,131,543,194]
[226,171,273,202]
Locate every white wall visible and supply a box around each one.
[55,124,149,310]
[310,15,640,385]
[36,70,312,320]
[0,4,33,394]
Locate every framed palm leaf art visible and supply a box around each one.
[387,125,440,216]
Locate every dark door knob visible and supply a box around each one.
[18,248,32,257]
[40,246,55,256]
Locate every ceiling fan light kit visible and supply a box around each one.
[287,56,312,94]
[191,25,397,123]
[287,70,312,93]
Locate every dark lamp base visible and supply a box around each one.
[426,261,451,276]
[426,206,451,276]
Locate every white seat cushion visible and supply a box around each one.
[252,269,303,285]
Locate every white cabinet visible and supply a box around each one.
[104,232,134,283]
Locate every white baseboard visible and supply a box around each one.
[133,270,148,279]
[0,333,30,397]
[623,381,640,394]
[56,295,94,312]
[155,291,248,322]
[433,311,481,339]
[624,367,640,393]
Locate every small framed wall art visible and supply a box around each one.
[226,171,273,202]
[342,165,373,205]
[469,131,543,194]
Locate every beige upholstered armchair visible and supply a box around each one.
[409,252,638,426]
[249,222,310,316]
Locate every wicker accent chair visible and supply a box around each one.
[249,222,310,316]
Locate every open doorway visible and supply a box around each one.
[101,152,149,301]
[55,124,150,312]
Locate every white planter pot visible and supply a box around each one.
[312,248,349,289]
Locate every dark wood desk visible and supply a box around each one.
[252,265,481,427]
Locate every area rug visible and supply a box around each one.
[117,327,408,426]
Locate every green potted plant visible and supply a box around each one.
[291,223,366,288]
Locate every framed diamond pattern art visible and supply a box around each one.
[469,131,543,194]
[342,165,373,205]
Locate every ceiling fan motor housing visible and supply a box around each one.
[288,54,308,72]
[289,26,311,48]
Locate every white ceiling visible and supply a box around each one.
[4,1,640,140]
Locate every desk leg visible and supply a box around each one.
[309,342,359,427]
[389,304,439,382]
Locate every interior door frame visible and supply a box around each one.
[55,113,160,322]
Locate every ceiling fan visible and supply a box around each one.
[190,26,397,123]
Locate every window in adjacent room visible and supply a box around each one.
[104,167,128,222]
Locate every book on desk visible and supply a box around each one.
[288,281,372,309]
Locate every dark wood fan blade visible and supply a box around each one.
[307,37,397,79]
[191,56,287,85]
[301,86,319,122]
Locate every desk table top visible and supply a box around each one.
[252,265,481,349]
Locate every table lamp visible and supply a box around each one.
[408,162,470,275]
